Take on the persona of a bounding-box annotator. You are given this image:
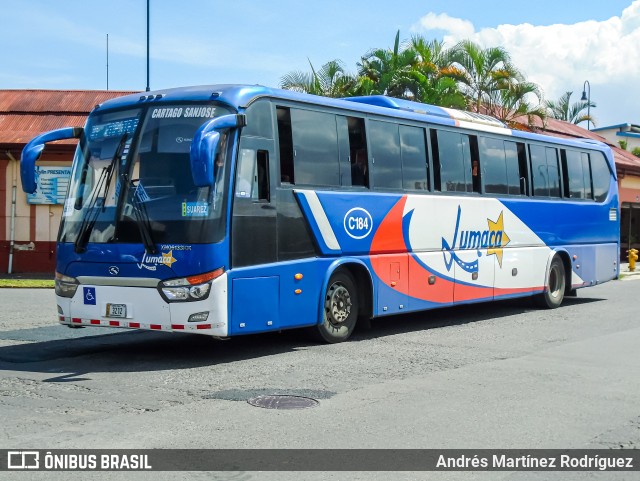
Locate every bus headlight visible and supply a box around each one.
[158,268,223,303]
[55,272,79,298]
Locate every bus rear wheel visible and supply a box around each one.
[314,270,358,343]
[535,255,566,309]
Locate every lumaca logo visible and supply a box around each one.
[442,206,511,273]
[137,250,177,271]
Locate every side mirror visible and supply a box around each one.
[21,127,83,193]
[190,114,246,187]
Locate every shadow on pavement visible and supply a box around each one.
[0,294,604,381]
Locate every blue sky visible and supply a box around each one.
[2,0,639,127]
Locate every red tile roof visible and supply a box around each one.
[0,89,137,145]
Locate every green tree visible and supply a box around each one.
[404,36,466,108]
[280,59,356,97]
[632,146,640,158]
[487,81,547,129]
[545,91,596,127]
[356,30,417,97]
[450,40,522,113]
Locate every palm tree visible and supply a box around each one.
[357,30,417,98]
[545,91,596,127]
[280,59,356,98]
[405,36,466,108]
[487,81,547,130]
[451,40,522,113]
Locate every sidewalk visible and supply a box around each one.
[0,272,53,280]
[618,262,640,280]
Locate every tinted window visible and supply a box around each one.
[242,101,273,138]
[346,117,369,188]
[400,125,428,190]
[563,150,589,199]
[591,154,611,202]
[504,142,524,195]
[581,153,593,200]
[480,137,508,194]
[546,147,561,197]
[434,130,471,192]
[290,109,340,186]
[277,107,294,184]
[369,120,402,189]
[530,145,549,196]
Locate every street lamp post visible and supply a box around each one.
[581,80,591,130]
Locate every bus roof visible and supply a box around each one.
[96,84,615,176]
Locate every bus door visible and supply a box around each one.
[231,136,277,267]
[230,136,279,335]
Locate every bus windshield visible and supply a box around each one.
[59,102,233,247]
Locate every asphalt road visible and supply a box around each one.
[1,278,639,481]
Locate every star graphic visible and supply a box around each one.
[486,212,510,268]
[161,250,177,268]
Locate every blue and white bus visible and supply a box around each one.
[21,85,620,343]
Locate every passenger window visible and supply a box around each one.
[591,154,611,202]
[530,145,561,197]
[504,142,527,195]
[276,107,294,184]
[581,153,593,200]
[347,117,369,188]
[480,137,508,195]
[432,129,472,193]
[546,147,561,197]
[562,149,588,199]
[400,125,429,190]
[369,120,402,189]
[290,109,340,186]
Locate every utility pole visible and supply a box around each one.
[106,34,109,90]
[146,0,150,91]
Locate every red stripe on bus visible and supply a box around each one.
[72,318,82,323]
[196,324,212,330]
[150,324,162,330]
[109,321,120,327]
[129,322,140,328]
[171,324,185,330]
[90,319,101,325]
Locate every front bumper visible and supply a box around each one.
[56,274,229,337]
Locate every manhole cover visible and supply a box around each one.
[247,395,319,410]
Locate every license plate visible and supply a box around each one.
[106,303,127,318]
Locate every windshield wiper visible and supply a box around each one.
[73,134,128,253]
[128,182,157,255]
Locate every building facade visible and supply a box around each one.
[1,90,134,273]
[593,123,640,151]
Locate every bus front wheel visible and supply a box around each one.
[314,270,359,343]
[535,255,566,309]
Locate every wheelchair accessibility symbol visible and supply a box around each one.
[83,287,96,305]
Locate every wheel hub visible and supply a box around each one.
[326,284,352,325]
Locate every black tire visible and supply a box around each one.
[535,255,566,309]
[313,270,358,343]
